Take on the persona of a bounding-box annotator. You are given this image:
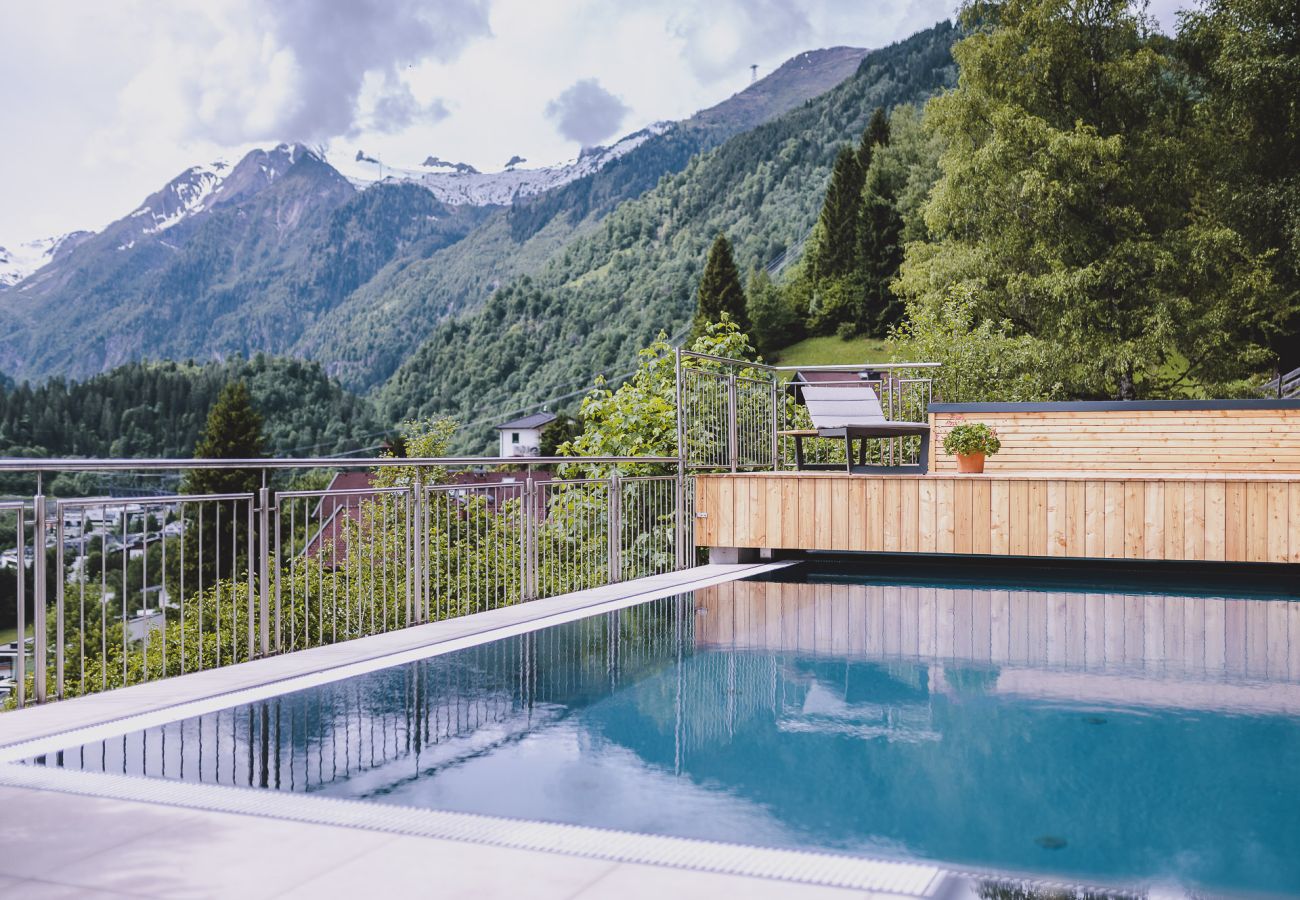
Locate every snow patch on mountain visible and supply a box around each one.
[334,123,673,207]
[132,160,230,235]
[0,232,92,287]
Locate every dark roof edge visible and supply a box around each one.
[930,400,1300,413]
[494,411,558,430]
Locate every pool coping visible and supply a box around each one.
[0,562,791,754]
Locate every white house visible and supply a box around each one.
[495,411,556,457]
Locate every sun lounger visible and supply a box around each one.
[780,384,930,473]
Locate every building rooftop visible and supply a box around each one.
[495,411,557,431]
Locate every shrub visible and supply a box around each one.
[942,422,1001,456]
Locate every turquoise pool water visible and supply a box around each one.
[40,568,1300,895]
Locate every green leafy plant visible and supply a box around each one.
[943,422,1001,457]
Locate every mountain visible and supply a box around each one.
[0,231,92,287]
[335,123,673,206]
[0,45,872,388]
[293,46,873,390]
[0,144,359,378]
[377,23,957,452]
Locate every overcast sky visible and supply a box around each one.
[0,0,1186,247]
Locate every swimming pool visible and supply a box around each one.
[26,565,1300,895]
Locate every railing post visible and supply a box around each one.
[674,463,687,571]
[257,484,271,658]
[726,373,738,473]
[413,474,425,623]
[14,506,26,708]
[32,492,47,703]
[675,348,685,468]
[246,495,255,662]
[770,373,780,472]
[525,474,538,601]
[55,503,65,698]
[607,472,621,584]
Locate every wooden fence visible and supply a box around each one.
[695,473,1300,564]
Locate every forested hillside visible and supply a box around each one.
[379,23,957,451]
[0,355,379,461]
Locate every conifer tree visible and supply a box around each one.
[690,233,748,341]
[856,106,890,175]
[809,146,865,282]
[858,190,905,333]
[184,381,265,496]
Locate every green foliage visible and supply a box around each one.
[691,233,749,341]
[0,355,380,475]
[539,414,582,457]
[800,104,927,339]
[942,422,1002,456]
[889,286,1064,402]
[808,146,866,285]
[184,381,265,495]
[372,416,458,488]
[1178,0,1300,367]
[770,334,892,367]
[746,268,802,355]
[896,0,1287,399]
[560,318,761,476]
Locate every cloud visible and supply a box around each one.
[112,0,490,147]
[544,78,631,147]
[367,81,451,134]
[664,0,950,84]
[668,0,814,83]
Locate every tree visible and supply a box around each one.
[889,285,1064,402]
[895,0,1286,399]
[808,146,865,285]
[858,185,906,334]
[561,318,762,475]
[690,233,749,341]
[857,106,891,173]
[746,269,802,355]
[539,414,582,457]
[184,381,265,495]
[1179,0,1300,369]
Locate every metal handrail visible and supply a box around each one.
[771,362,941,372]
[0,455,680,473]
[1,456,697,710]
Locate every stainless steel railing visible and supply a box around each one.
[0,456,694,709]
[674,350,938,471]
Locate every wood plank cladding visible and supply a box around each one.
[694,473,1300,564]
[928,407,1300,474]
[693,580,1300,705]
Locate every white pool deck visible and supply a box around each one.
[0,562,958,900]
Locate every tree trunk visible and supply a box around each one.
[1118,363,1136,401]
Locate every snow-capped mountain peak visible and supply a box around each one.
[332,123,673,207]
[129,159,230,236]
[115,143,319,247]
[0,232,92,288]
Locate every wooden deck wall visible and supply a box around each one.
[694,473,1300,564]
[928,406,1300,474]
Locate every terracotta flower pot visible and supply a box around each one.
[956,452,986,474]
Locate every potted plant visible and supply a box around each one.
[943,422,1001,474]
